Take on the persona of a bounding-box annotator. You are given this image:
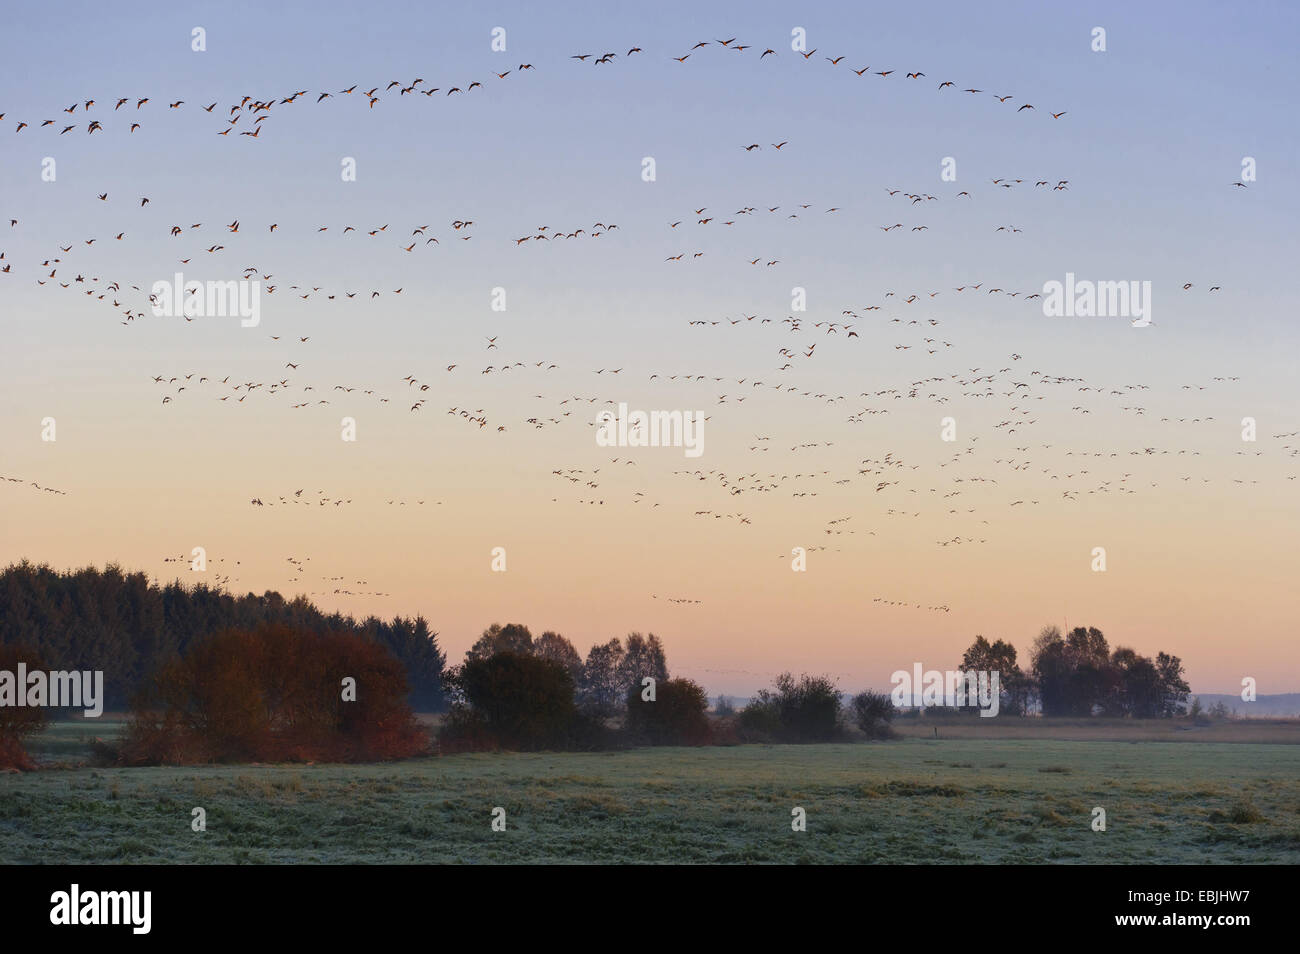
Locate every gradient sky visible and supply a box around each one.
[2,0,1298,697]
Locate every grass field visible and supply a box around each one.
[3,719,1298,863]
[891,714,1300,743]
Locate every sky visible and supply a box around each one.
[1,0,1298,697]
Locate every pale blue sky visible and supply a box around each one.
[2,1,1298,694]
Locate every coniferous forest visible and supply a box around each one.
[0,561,446,710]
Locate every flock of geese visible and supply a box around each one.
[2,33,1069,144]
[3,28,1284,627]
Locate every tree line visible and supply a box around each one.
[1,562,1195,765]
[0,561,446,709]
[440,623,712,749]
[957,626,1190,717]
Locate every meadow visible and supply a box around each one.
[2,719,1298,864]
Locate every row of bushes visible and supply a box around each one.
[438,651,714,751]
[439,657,896,752]
[3,623,898,767]
[737,674,896,742]
[118,625,430,764]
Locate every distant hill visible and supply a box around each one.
[1191,694,1300,718]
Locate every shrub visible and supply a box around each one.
[740,672,842,742]
[708,715,742,746]
[121,624,429,764]
[0,645,48,770]
[561,709,626,751]
[851,689,897,739]
[737,696,783,741]
[435,706,499,755]
[1208,700,1234,721]
[625,678,712,745]
[442,651,577,750]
